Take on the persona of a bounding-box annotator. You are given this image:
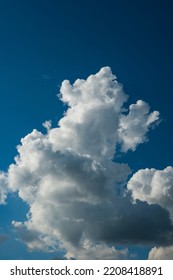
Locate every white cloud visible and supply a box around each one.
[8,128,131,258]
[0,66,172,259]
[148,246,173,260]
[49,66,128,161]
[0,171,9,204]
[127,166,173,220]
[64,240,128,260]
[118,100,159,152]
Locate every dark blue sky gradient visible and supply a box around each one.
[0,0,173,259]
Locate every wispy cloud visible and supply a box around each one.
[41,74,50,80]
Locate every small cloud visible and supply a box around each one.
[42,120,52,131]
[127,166,173,220]
[0,172,9,204]
[148,246,173,260]
[41,74,50,80]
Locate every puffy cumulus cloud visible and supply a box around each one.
[49,67,127,161]
[0,172,9,204]
[127,166,173,220]
[148,246,173,260]
[49,66,159,159]
[0,66,171,259]
[118,100,159,152]
[8,128,132,259]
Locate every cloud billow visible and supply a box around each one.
[0,172,9,204]
[0,67,172,259]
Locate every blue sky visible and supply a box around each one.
[0,0,173,260]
